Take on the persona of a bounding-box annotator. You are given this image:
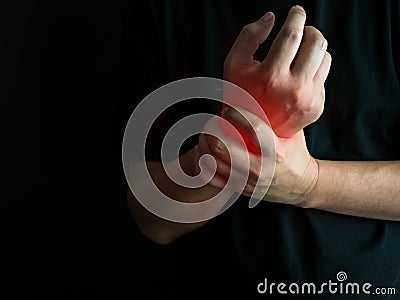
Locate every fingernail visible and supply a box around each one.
[260,12,273,24]
[294,5,305,12]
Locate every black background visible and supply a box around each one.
[3,0,400,298]
[2,1,251,297]
[1,0,173,297]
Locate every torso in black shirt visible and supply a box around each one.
[120,1,400,298]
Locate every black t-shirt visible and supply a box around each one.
[3,0,400,298]
[119,0,400,299]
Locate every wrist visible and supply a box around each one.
[297,156,320,207]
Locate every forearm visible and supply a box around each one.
[127,148,219,244]
[128,191,207,245]
[303,160,400,221]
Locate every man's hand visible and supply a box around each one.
[197,107,318,206]
[224,6,331,138]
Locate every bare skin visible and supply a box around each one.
[223,5,331,138]
[200,107,400,222]
[128,6,400,245]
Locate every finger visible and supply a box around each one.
[221,107,275,183]
[198,133,229,166]
[226,12,275,69]
[209,174,256,195]
[314,51,332,85]
[201,133,266,186]
[207,171,228,189]
[292,26,327,80]
[262,5,306,72]
[205,127,266,185]
[195,144,241,190]
[222,106,274,156]
[204,158,257,194]
[195,141,228,188]
[197,149,257,192]
[198,134,232,178]
[214,137,259,179]
[193,145,202,175]
[199,132,229,162]
[222,106,260,154]
[242,183,256,195]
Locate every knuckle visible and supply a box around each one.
[290,85,323,116]
[301,100,317,114]
[306,26,327,49]
[314,98,325,116]
[315,106,324,120]
[282,26,302,42]
[312,36,327,50]
[290,84,305,104]
[298,97,324,117]
[264,71,281,90]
